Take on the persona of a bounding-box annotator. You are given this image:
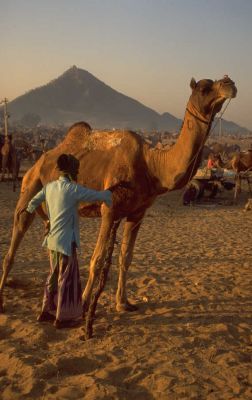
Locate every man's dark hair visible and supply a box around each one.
[57,154,79,174]
[57,154,69,172]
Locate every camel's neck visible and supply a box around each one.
[145,101,213,191]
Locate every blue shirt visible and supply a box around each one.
[26,176,112,256]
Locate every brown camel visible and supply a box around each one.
[229,150,252,201]
[0,75,237,338]
[0,135,20,192]
[217,149,252,202]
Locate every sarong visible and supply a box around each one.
[41,244,82,322]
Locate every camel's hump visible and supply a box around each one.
[61,121,142,152]
[62,121,92,146]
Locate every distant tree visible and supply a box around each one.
[20,113,41,128]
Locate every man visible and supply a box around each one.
[26,153,112,328]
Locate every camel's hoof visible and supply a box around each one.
[85,331,93,340]
[116,302,138,312]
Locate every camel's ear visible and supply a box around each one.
[190,78,197,90]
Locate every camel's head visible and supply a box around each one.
[189,75,237,120]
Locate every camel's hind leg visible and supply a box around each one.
[246,177,252,195]
[0,207,36,312]
[116,212,145,312]
[233,174,241,204]
[0,155,8,181]
[85,220,121,339]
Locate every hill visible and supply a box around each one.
[4,66,250,134]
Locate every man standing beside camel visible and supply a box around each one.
[25,153,112,328]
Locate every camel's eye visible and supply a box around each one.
[200,86,211,95]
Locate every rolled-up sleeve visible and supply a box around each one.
[76,185,112,207]
[26,188,46,214]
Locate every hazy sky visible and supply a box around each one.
[1,0,252,129]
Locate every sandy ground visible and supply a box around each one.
[0,173,251,400]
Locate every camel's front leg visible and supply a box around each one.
[0,155,8,181]
[116,212,145,312]
[234,173,241,204]
[85,220,121,339]
[0,209,35,312]
[82,210,114,315]
[246,176,252,195]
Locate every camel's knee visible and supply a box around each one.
[14,209,34,232]
[88,256,105,284]
[0,254,13,294]
[119,252,132,272]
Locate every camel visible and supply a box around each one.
[216,149,252,202]
[0,75,237,338]
[228,150,252,201]
[200,141,252,203]
[210,142,241,158]
[244,198,252,212]
[0,135,20,192]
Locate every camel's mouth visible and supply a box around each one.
[209,82,237,114]
[218,81,237,99]
[221,86,237,99]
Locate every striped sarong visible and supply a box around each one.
[41,244,82,322]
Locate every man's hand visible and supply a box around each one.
[107,181,132,192]
[44,219,50,236]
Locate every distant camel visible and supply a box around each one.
[228,150,252,201]
[210,142,240,158]
[0,76,237,338]
[244,198,252,211]
[215,149,252,202]
[0,135,20,192]
[0,134,4,159]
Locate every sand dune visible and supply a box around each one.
[0,179,251,399]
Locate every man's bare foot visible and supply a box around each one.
[54,319,81,329]
[37,311,55,322]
